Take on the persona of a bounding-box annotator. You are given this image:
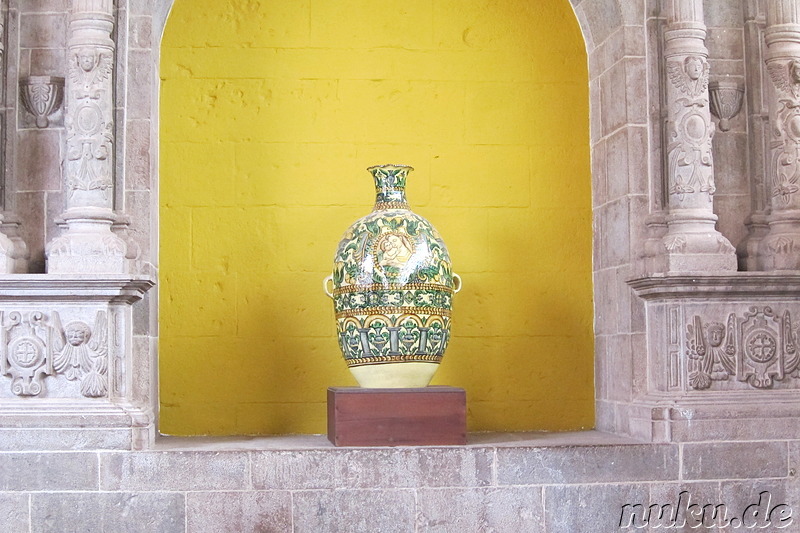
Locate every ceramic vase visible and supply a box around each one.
[324,165,461,388]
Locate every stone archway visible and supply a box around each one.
[156,0,608,434]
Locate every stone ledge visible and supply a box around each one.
[628,272,800,299]
[0,432,798,532]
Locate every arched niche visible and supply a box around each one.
[153,0,633,436]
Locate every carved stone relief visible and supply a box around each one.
[766,60,800,205]
[758,1,800,270]
[659,0,737,272]
[667,56,715,202]
[0,310,109,398]
[685,307,799,390]
[65,49,114,202]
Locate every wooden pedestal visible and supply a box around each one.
[327,386,467,446]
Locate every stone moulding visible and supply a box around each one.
[0,275,155,451]
[625,274,800,442]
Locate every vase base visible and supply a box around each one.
[349,362,439,388]
[327,386,466,446]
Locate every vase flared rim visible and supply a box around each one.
[367,164,414,172]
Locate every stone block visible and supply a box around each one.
[624,25,646,56]
[648,481,724,530]
[29,49,67,78]
[719,479,793,530]
[186,491,292,533]
[682,442,788,480]
[594,335,609,400]
[125,120,152,191]
[129,16,153,49]
[600,60,627,135]
[16,130,62,192]
[713,131,748,194]
[706,27,744,61]
[130,335,152,404]
[100,451,250,491]
[606,127,629,200]
[0,452,98,491]
[31,492,185,533]
[589,26,625,75]
[0,428,132,451]
[598,197,631,268]
[593,268,618,335]
[704,0,745,28]
[589,79,602,143]
[577,0,623,49]
[252,447,493,490]
[544,483,649,533]
[591,139,607,208]
[595,399,616,432]
[496,443,678,485]
[608,334,633,401]
[714,194,750,250]
[129,0,156,16]
[16,191,46,273]
[293,489,416,533]
[19,13,66,49]
[124,190,151,261]
[20,0,68,12]
[625,58,648,125]
[126,50,154,120]
[417,487,544,532]
[0,493,30,532]
[790,441,800,474]
[627,126,649,195]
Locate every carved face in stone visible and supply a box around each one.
[78,50,96,73]
[65,322,91,346]
[707,323,725,348]
[790,60,800,85]
[684,56,704,81]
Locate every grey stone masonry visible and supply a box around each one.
[0,432,798,533]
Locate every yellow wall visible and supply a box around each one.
[160,0,593,435]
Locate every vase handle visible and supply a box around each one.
[452,273,463,294]
[323,275,334,298]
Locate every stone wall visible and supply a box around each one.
[2,0,800,530]
[1,432,799,532]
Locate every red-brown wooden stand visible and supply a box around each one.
[327,386,467,446]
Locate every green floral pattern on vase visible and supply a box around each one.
[325,165,459,381]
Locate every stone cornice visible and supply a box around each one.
[628,273,800,299]
[0,275,154,303]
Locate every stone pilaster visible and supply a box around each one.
[759,0,800,270]
[45,0,127,274]
[739,1,771,271]
[660,0,737,272]
[0,3,24,273]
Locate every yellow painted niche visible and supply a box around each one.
[160,0,593,435]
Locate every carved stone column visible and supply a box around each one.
[759,0,800,270]
[660,0,737,272]
[45,0,127,274]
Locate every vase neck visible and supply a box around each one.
[369,165,412,210]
